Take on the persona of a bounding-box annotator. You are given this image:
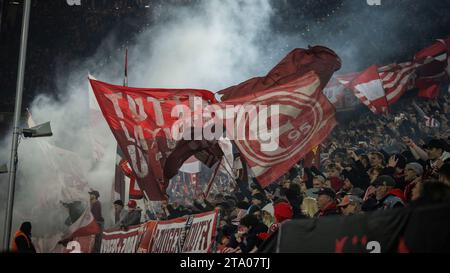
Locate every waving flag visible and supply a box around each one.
[219,46,340,187]
[219,46,341,101]
[222,72,337,187]
[414,36,450,98]
[89,79,216,200]
[346,65,388,114]
[341,63,416,114]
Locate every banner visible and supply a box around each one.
[136,221,158,253]
[149,210,219,253]
[218,46,341,101]
[149,216,187,253]
[100,223,149,253]
[58,210,219,253]
[274,204,450,253]
[181,210,219,253]
[89,79,216,200]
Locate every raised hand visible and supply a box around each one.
[388,155,399,168]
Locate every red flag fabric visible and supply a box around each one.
[414,36,450,98]
[417,81,440,99]
[379,62,417,105]
[222,71,337,187]
[89,79,216,200]
[340,63,416,114]
[347,65,389,114]
[415,36,450,61]
[218,46,341,101]
[119,159,144,199]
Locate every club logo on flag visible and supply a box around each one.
[226,72,336,187]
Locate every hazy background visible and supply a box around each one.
[1,0,450,249]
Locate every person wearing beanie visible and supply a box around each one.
[274,201,294,224]
[256,201,295,253]
[404,162,424,202]
[337,195,363,216]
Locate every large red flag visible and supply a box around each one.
[89,79,216,200]
[414,36,450,99]
[222,71,337,187]
[218,46,341,101]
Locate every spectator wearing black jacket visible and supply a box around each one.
[227,214,268,253]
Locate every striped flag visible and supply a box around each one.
[346,65,389,114]
[379,62,417,105]
[339,63,417,114]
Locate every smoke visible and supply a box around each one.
[1,0,448,250]
[0,0,278,249]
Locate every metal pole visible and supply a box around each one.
[3,0,31,251]
[204,161,221,199]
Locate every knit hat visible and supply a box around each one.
[405,162,424,176]
[274,202,293,223]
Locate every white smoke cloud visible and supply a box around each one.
[0,0,278,250]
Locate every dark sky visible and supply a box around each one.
[1,0,450,114]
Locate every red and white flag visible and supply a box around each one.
[347,65,389,114]
[219,46,340,187]
[89,79,216,200]
[379,62,417,105]
[414,36,450,98]
[222,72,337,187]
[343,63,416,114]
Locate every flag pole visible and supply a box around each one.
[114,48,129,203]
[123,47,128,87]
[3,0,31,251]
[204,161,221,199]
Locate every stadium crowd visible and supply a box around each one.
[84,89,450,254]
[4,0,450,253]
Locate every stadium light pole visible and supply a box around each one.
[3,0,31,252]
